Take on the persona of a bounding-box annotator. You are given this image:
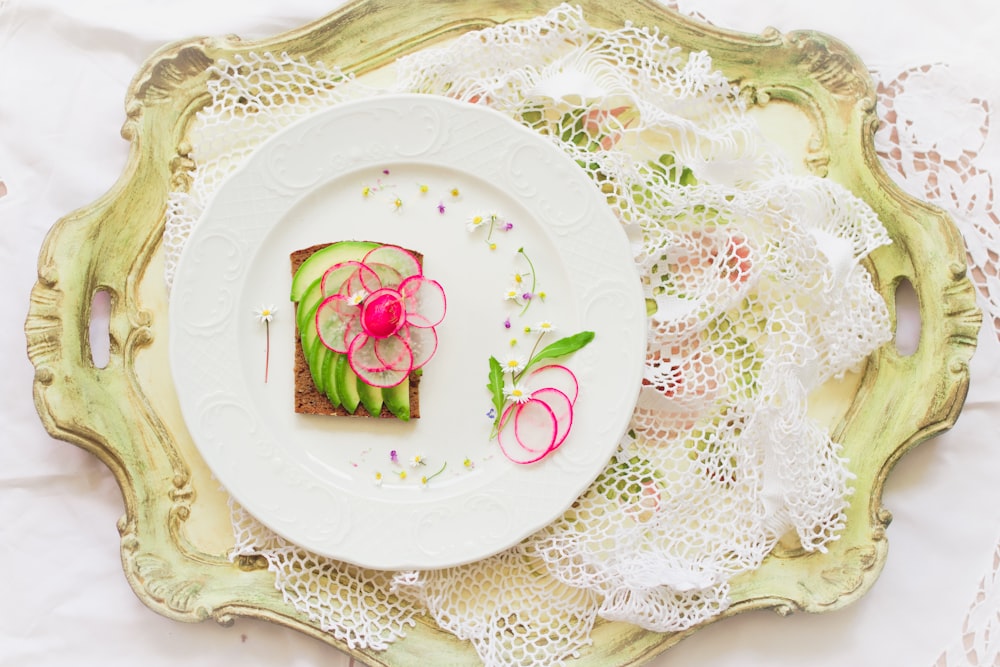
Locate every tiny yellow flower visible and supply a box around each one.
[450,187,461,198]
[418,183,429,194]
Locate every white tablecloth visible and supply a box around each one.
[3,1,999,665]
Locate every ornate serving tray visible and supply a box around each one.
[25,0,980,665]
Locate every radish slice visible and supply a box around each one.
[315,294,356,353]
[399,276,447,328]
[374,334,416,372]
[497,401,558,464]
[363,245,422,279]
[341,263,382,298]
[401,325,438,369]
[321,261,370,297]
[527,364,580,404]
[364,262,404,290]
[530,387,574,449]
[348,334,412,387]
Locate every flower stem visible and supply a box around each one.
[518,247,538,316]
[264,320,270,383]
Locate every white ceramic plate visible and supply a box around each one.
[169,94,646,569]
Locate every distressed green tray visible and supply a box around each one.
[25,1,980,665]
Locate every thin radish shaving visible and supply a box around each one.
[321,261,371,297]
[497,401,557,464]
[348,334,412,387]
[403,325,438,369]
[527,364,579,403]
[399,276,447,328]
[363,245,422,279]
[315,294,355,353]
[530,387,573,449]
[496,368,580,465]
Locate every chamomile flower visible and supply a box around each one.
[504,384,531,404]
[511,271,529,286]
[254,305,276,323]
[467,214,486,232]
[501,354,526,374]
[254,305,276,383]
[533,320,556,333]
[409,454,426,468]
[503,287,522,302]
[348,290,367,306]
[373,471,384,487]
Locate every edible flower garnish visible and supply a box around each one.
[253,305,276,383]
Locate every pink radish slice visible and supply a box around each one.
[321,261,369,297]
[373,334,416,372]
[400,325,438,369]
[364,262,404,290]
[497,401,558,464]
[530,387,574,449]
[315,294,356,353]
[341,263,382,298]
[347,335,411,387]
[363,245,422,279]
[527,364,579,403]
[399,276,447,328]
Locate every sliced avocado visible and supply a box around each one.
[322,350,342,408]
[357,376,384,417]
[302,332,326,391]
[383,377,411,421]
[290,240,379,301]
[334,353,362,414]
[296,277,324,333]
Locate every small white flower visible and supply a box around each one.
[466,214,486,232]
[409,454,426,468]
[533,320,556,333]
[348,290,367,306]
[510,271,529,285]
[254,305,276,323]
[501,354,526,374]
[503,287,522,302]
[373,472,384,487]
[504,385,531,404]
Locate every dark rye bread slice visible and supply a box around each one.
[291,242,421,418]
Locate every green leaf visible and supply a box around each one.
[487,356,505,415]
[529,331,595,368]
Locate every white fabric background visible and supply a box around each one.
[2,1,999,666]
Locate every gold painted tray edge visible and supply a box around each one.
[24,1,981,665]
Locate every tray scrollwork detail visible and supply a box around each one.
[24,1,980,665]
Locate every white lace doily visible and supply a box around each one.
[165,6,893,665]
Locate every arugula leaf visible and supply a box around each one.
[528,331,595,368]
[487,356,505,416]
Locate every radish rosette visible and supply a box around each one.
[313,245,446,388]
